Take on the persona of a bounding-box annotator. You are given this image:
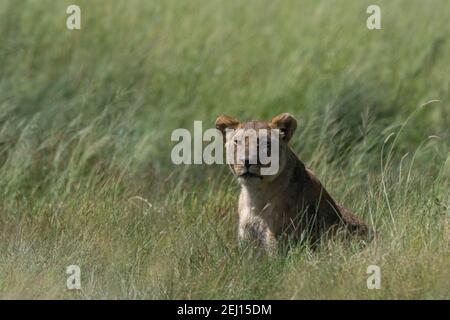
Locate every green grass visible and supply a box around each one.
[0,0,449,299]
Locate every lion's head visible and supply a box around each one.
[215,113,297,185]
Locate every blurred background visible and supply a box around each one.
[0,0,448,299]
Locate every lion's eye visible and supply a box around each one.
[233,139,239,145]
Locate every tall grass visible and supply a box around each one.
[0,0,449,299]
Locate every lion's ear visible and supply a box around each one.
[215,115,240,137]
[271,113,297,142]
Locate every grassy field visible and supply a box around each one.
[0,0,449,299]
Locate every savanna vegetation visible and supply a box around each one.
[0,0,448,299]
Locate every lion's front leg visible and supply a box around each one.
[238,222,251,244]
[239,222,278,256]
[262,229,278,256]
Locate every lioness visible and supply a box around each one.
[216,113,369,252]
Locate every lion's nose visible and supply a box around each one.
[242,158,260,167]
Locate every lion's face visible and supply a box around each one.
[216,113,297,185]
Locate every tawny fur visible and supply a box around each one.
[216,113,369,252]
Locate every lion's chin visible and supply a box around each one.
[237,172,263,185]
